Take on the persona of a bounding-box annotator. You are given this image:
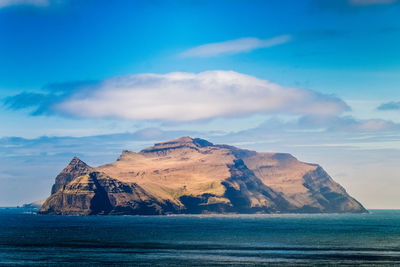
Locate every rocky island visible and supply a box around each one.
[39,137,366,215]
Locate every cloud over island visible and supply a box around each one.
[4,70,349,122]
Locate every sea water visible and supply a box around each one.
[1,208,400,266]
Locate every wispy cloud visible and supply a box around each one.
[227,115,400,139]
[3,70,348,122]
[296,115,399,132]
[348,0,397,5]
[0,0,51,8]
[377,101,400,111]
[180,35,291,58]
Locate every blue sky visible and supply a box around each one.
[1,0,400,207]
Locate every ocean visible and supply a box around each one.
[1,208,400,266]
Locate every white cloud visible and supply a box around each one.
[0,0,50,8]
[180,35,291,58]
[49,71,349,122]
[349,0,397,5]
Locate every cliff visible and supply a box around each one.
[39,137,367,215]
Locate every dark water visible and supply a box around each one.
[1,209,400,266]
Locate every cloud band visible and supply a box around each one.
[4,70,349,122]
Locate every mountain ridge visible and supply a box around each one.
[39,137,367,215]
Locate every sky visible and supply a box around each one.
[0,0,400,208]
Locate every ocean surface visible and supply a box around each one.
[1,209,400,266]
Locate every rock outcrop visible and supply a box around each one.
[39,137,367,215]
[22,199,46,209]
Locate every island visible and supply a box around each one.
[39,137,367,215]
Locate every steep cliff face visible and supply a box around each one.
[39,137,367,215]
